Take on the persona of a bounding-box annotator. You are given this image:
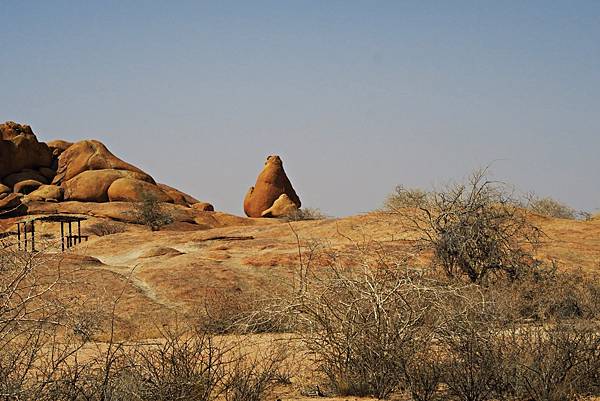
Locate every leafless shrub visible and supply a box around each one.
[289,239,441,399]
[383,185,431,211]
[87,220,128,236]
[435,282,600,401]
[223,345,288,401]
[124,327,227,401]
[402,348,445,401]
[503,323,600,401]
[488,266,600,322]
[396,168,543,284]
[439,321,507,401]
[0,246,90,400]
[526,196,587,220]
[130,193,173,231]
[199,287,293,334]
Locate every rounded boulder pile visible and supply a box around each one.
[0,121,214,220]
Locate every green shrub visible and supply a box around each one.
[131,193,173,231]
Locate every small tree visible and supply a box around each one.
[398,169,543,284]
[131,192,173,231]
[383,185,431,211]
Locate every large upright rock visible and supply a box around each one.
[52,140,154,185]
[0,122,53,178]
[243,155,301,218]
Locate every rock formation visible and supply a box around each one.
[0,122,53,178]
[62,169,155,202]
[46,139,73,157]
[261,194,299,218]
[52,140,153,185]
[157,183,201,206]
[243,155,301,218]
[14,180,43,195]
[107,178,172,203]
[3,170,49,188]
[191,202,215,212]
[0,121,214,224]
[26,185,63,202]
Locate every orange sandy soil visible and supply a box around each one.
[2,211,599,340]
[2,211,600,401]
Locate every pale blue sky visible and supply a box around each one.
[2,1,599,215]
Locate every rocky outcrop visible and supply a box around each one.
[261,194,299,218]
[38,167,56,181]
[0,193,25,217]
[46,140,73,157]
[139,246,184,258]
[25,185,63,202]
[3,170,48,188]
[0,121,217,227]
[63,169,154,202]
[0,193,23,210]
[107,178,172,203]
[0,122,53,178]
[191,202,214,212]
[14,180,43,195]
[243,155,301,218]
[53,140,153,185]
[157,183,200,206]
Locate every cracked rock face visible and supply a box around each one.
[243,155,301,218]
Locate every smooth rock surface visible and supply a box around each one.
[243,155,301,218]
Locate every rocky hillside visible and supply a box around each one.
[0,122,265,229]
[1,121,309,232]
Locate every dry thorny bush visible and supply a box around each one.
[0,239,291,401]
[283,234,600,400]
[86,221,128,237]
[276,170,600,400]
[2,169,600,401]
[387,169,544,284]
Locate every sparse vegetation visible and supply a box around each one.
[87,220,128,236]
[286,237,600,400]
[528,195,591,220]
[383,185,431,210]
[1,170,600,401]
[285,207,327,221]
[396,169,543,283]
[130,192,173,231]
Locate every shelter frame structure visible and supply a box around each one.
[15,215,88,252]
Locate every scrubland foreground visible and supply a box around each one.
[1,175,600,401]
